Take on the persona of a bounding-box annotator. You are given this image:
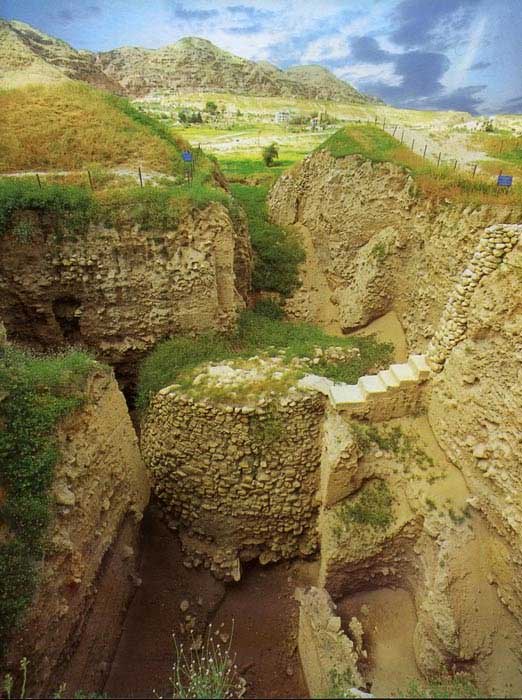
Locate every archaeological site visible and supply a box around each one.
[1,4,522,699]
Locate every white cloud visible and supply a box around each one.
[443,14,487,91]
[302,35,351,63]
[334,62,402,87]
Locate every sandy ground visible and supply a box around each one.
[338,587,421,697]
[103,507,316,699]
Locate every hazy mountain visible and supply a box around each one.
[0,19,120,91]
[0,20,380,104]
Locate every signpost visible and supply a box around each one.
[497,174,513,188]
[182,150,193,184]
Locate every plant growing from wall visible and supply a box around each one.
[0,347,97,659]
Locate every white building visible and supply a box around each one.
[274,110,291,124]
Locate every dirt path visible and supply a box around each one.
[103,508,315,699]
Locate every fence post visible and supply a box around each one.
[138,166,143,188]
[383,117,386,128]
[87,170,94,190]
[36,173,42,189]
[393,125,398,136]
[411,138,415,150]
[437,152,441,167]
[454,159,458,170]
[472,164,478,177]
[401,131,404,144]
[374,115,378,124]
[423,144,427,158]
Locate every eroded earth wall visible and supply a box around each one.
[0,203,252,373]
[268,150,522,350]
[428,244,522,624]
[6,369,149,695]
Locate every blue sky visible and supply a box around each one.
[2,0,521,114]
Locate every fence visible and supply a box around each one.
[339,115,516,191]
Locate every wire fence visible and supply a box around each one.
[341,115,516,191]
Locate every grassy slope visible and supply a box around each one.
[321,124,522,204]
[0,82,188,174]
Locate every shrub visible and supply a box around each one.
[0,347,98,658]
[262,143,279,167]
[230,183,305,296]
[252,298,285,320]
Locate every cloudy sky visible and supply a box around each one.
[3,0,521,114]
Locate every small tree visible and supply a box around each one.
[205,100,218,115]
[262,143,279,167]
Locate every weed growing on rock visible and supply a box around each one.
[334,479,393,540]
[137,312,393,410]
[0,347,98,658]
[324,669,357,698]
[350,422,434,472]
[169,624,243,699]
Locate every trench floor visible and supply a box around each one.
[103,507,316,699]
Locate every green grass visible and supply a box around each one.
[0,347,99,658]
[0,177,240,238]
[396,676,481,698]
[320,124,522,204]
[136,310,393,410]
[0,179,95,239]
[335,479,393,533]
[230,183,305,295]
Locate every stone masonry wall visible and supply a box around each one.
[141,385,326,580]
[0,202,252,372]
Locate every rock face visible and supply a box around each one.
[6,369,149,695]
[428,244,522,623]
[0,19,121,91]
[268,150,522,348]
[0,21,378,103]
[0,203,251,375]
[141,368,326,580]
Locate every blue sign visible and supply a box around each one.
[497,174,513,187]
[182,151,193,162]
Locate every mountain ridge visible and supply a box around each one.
[0,19,381,104]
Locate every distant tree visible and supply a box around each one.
[192,111,203,124]
[205,100,218,114]
[262,143,279,167]
[178,110,188,124]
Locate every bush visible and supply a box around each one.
[262,143,279,167]
[252,298,285,320]
[336,479,393,533]
[0,347,98,658]
[230,183,305,296]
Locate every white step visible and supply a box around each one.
[358,374,387,394]
[407,354,431,380]
[329,383,367,406]
[378,369,401,389]
[297,374,335,396]
[389,362,419,384]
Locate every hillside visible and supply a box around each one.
[0,19,120,91]
[0,82,187,173]
[0,20,377,103]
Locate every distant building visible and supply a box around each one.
[274,110,290,124]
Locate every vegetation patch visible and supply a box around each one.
[334,479,393,539]
[0,177,239,237]
[136,311,393,411]
[350,423,434,472]
[0,179,94,239]
[0,346,98,658]
[230,183,305,296]
[320,124,522,204]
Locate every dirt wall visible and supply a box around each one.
[6,370,149,696]
[0,203,252,374]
